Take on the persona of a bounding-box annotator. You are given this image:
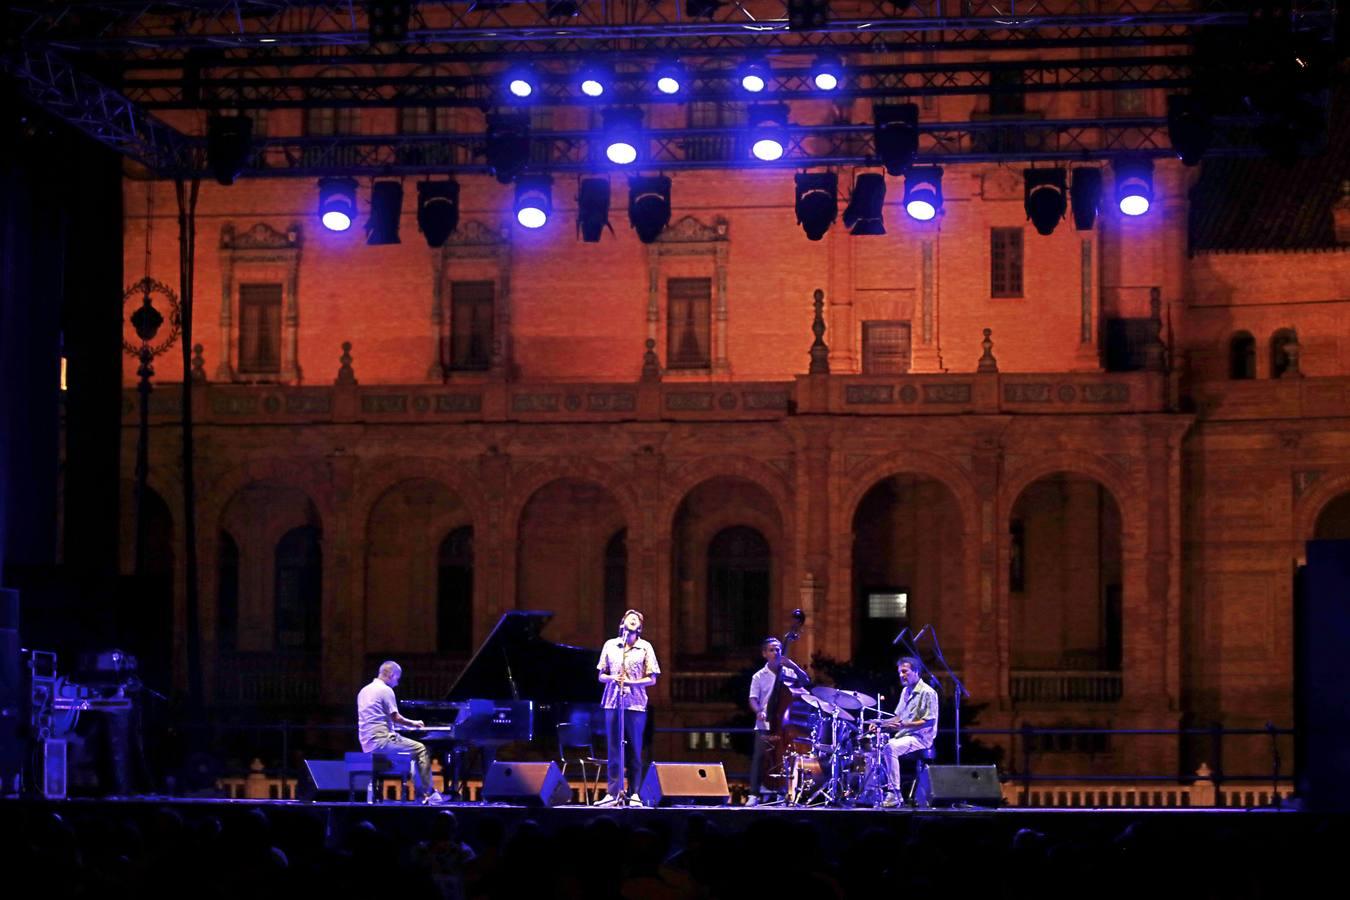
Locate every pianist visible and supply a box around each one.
[357,660,443,804]
[595,609,661,807]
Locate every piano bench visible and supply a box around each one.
[344,750,415,803]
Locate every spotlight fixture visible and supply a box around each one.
[795,172,838,241]
[366,0,411,42]
[842,173,887,236]
[318,177,358,232]
[1113,158,1153,217]
[514,175,553,229]
[740,61,770,94]
[811,56,842,92]
[365,180,404,245]
[1070,167,1102,231]
[903,166,943,221]
[749,104,789,162]
[578,63,611,99]
[686,0,723,17]
[655,61,686,96]
[787,0,829,31]
[577,177,613,243]
[1166,93,1212,167]
[628,175,672,244]
[602,108,643,165]
[206,114,253,186]
[874,103,919,177]
[1023,168,1068,236]
[486,112,531,184]
[416,179,460,247]
[504,66,538,100]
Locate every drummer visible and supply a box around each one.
[747,637,812,805]
[879,656,939,808]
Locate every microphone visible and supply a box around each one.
[913,624,931,643]
[892,627,911,646]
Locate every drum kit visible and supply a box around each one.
[775,684,900,806]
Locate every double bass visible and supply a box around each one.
[762,608,810,791]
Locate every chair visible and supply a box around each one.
[344,750,415,803]
[557,720,607,805]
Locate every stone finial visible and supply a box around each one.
[977,328,999,373]
[336,341,357,385]
[190,343,207,382]
[1333,179,1350,245]
[1279,339,1304,378]
[640,338,662,383]
[808,288,830,375]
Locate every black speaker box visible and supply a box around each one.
[924,765,1002,807]
[481,760,571,807]
[303,759,356,801]
[639,762,730,807]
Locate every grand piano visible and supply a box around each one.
[400,610,602,797]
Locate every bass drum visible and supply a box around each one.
[784,753,826,804]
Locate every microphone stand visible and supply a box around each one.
[916,626,969,765]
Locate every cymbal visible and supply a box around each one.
[838,689,877,708]
[810,685,863,711]
[797,693,856,722]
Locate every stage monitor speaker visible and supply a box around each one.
[640,762,730,807]
[1297,540,1350,813]
[303,758,356,801]
[481,761,571,807]
[924,765,1003,807]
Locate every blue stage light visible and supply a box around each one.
[515,175,552,229]
[904,166,943,221]
[318,177,357,232]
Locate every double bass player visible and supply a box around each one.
[746,633,811,805]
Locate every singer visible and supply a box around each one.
[595,609,661,807]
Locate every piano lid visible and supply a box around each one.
[445,610,599,704]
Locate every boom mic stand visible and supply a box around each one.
[915,626,970,765]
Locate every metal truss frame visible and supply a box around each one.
[235,115,1267,176]
[0,47,198,174]
[2,1,1335,176]
[10,1,1337,57]
[123,56,1194,108]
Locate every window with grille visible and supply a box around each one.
[667,278,712,370]
[448,281,494,371]
[991,227,1024,298]
[686,101,745,161]
[862,320,912,374]
[237,283,282,375]
[989,68,1027,116]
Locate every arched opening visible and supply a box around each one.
[1314,492,1350,540]
[1229,331,1256,380]
[1270,328,1297,379]
[1010,473,1123,676]
[671,476,783,665]
[517,478,627,647]
[365,479,471,656]
[217,531,240,652]
[851,474,966,674]
[275,526,322,652]
[218,483,322,653]
[603,528,628,633]
[706,526,771,655]
[437,526,474,654]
